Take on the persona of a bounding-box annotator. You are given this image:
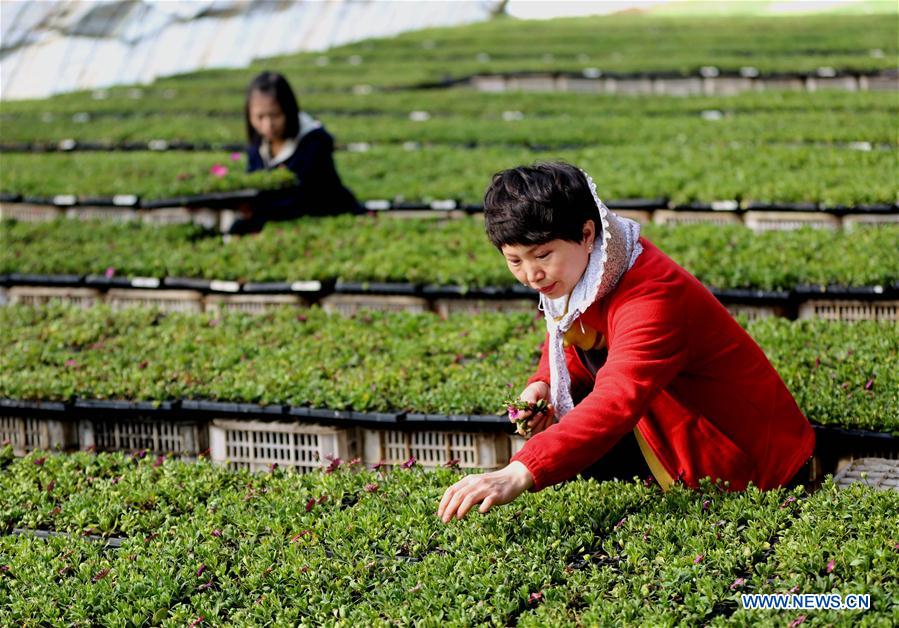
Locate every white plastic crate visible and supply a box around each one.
[613,209,652,225]
[139,208,192,225]
[744,211,839,232]
[0,416,77,455]
[509,434,527,457]
[433,298,535,318]
[724,303,787,321]
[106,289,204,312]
[79,418,206,459]
[842,213,899,230]
[321,294,430,316]
[833,458,899,492]
[8,286,102,309]
[798,300,898,322]
[652,77,703,96]
[204,293,307,314]
[653,210,741,227]
[210,419,358,472]
[362,428,510,470]
[0,203,62,222]
[65,206,136,222]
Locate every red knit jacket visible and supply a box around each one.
[512,237,815,492]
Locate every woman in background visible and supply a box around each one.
[229,71,362,234]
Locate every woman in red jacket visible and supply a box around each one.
[438,162,814,523]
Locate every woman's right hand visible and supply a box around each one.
[512,381,554,437]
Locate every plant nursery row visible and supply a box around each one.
[1,142,895,206]
[0,305,895,434]
[4,86,891,120]
[1,448,896,625]
[3,217,897,292]
[3,107,894,150]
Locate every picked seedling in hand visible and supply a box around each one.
[506,398,549,437]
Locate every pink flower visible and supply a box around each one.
[528,590,544,605]
[702,499,711,510]
[401,456,417,469]
[364,483,379,493]
[153,454,165,468]
[188,616,204,628]
[325,457,341,474]
[348,457,361,466]
[508,406,520,420]
[693,554,705,564]
[444,458,461,469]
[780,496,797,509]
[196,564,206,578]
[826,559,835,574]
[614,517,626,529]
[65,359,78,367]
[209,164,228,177]
[230,152,242,162]
[789,585,800,593]
[788,615,807,628]
[372,460,386,471]
[211,529,222,538]
[864,378,875,390]
[104,267,115,279]
[305,497,315,512]
[730,577,746,590]
[92,568,110,583]
[33,456,46,466]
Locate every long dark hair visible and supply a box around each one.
[245,71,300,146]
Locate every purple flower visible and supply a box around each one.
[508,406,520,420]
[401,456,417,469]
[826,559,835,574]
[702,499,711,511]
[730,577,746,590]
[211,529,222,538]
[780,496,797,509]
[153,454,165,468]
[209,164,228,177]
[196,564,206,578]
[33,456,46,466]
[693,554,705,564]
[788,615,807,628]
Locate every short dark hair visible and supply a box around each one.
[245,71,300,146]
[483,162,601,249]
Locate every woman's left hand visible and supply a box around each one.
[437,461,534,523]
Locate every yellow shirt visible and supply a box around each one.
[562,318,675,491]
